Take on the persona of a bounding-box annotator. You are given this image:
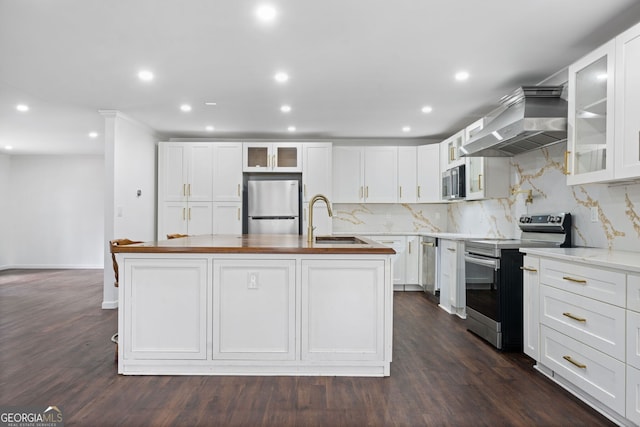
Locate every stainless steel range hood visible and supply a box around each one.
[460,86,567,157]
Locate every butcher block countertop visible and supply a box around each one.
[111,234,396,255]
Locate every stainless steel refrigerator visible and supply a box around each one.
[247,179,300,234]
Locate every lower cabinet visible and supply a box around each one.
[301,259,385,361]
[524,252,640,424]
[438,238,465,317]
[123,258,208,360]
[213,259,296,360]
[365,235,421,291]
[118,253,393,376]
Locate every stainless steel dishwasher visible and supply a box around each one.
[421,236,437,294]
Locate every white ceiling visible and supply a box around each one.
[1,0,640,155]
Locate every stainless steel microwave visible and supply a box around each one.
[442,164,465,200]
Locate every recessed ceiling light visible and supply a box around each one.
[421,106,433,114]
[204,102,217,106]
[16,104,29,112]
[287,126,296,132]
[137,70,154,82]
[4,146,13,150]
[455,71,470,81]
[255,4,277,22]
[274,72,289,83]
[280,105,292,113]
[206,126,215,132]
[180,104,192,112]
[402,126,411,133]
[88,132,99,138]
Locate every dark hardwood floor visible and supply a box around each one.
[0,269,614,426]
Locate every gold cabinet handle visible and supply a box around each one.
[563,276,587,284]
[237,208,240,221]
[272,154,276,169]
[365,186,369,198]
[563,355,586,369]
[408,241,412,254]
[449,146,455,161]
[182,207,186,220]
[237,184,241,197]
[304,184,307,199]
[563,312,586,322]
[399,186,402,199]
[417,185,421,198]
[478,174,483,190]
[188,207,191,220]
[564,151,570,175]
[421,242,435,247]
[447,248,456,252]
[187,183,191,197]
[183,184,187,197]
[520,266,538,272]
[359,186,363,200]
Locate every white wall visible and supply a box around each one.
[0,154,11,268]
[4,155,104,268]
[102,111,157,308]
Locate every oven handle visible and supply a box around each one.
[465,253,500,270]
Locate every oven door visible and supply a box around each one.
[465,252,502,348]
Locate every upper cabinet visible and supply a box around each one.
[567,40,615,185]
[302,143,332,202]
[614,23,640,180]
[567,21,640,185]
[332,146,398,203]
[398,146,418,203]
[159,142,213,202]
[416,144,441,203]
[243,142,302,172]
[440,130,465,170]
[212,143,243,202]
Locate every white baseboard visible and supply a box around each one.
[1,264,103,270]
[102,300,118,310]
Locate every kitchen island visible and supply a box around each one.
[112,234,395,376]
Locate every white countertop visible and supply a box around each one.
[336,231,499,241]
[520,247,640,273]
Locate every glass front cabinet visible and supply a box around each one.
[243,143,302,172]
[567,40,615,185]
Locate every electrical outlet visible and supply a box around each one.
[248,273,258,289]
[590,207,599,222]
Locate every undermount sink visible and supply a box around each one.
[314,235,366,245]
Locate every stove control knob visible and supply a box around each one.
[553,216,562,223]
[519,216,525,223]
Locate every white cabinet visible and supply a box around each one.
[614,23,640,180]
[212,202,242,235]
[465,157,510,200]
[302,143,332,202]
[301,259,385,361]
[405,235,421,289]
[398,146,417,203]
[437,238,465,318]
[332,146,398,203]
[213,259,296,360]
[567,40,615,185]
[160,201,212,237]
[440,130,465,170]
[122,258,208,360]
[212,143,242,202]
[524,252,640,422]
[243,142,301,172]
[159,142,214,202]
[522,255,540,360]
[416,144,441,203]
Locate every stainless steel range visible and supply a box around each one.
[464,213,572,351]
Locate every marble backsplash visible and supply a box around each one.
[333,142,640,252]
